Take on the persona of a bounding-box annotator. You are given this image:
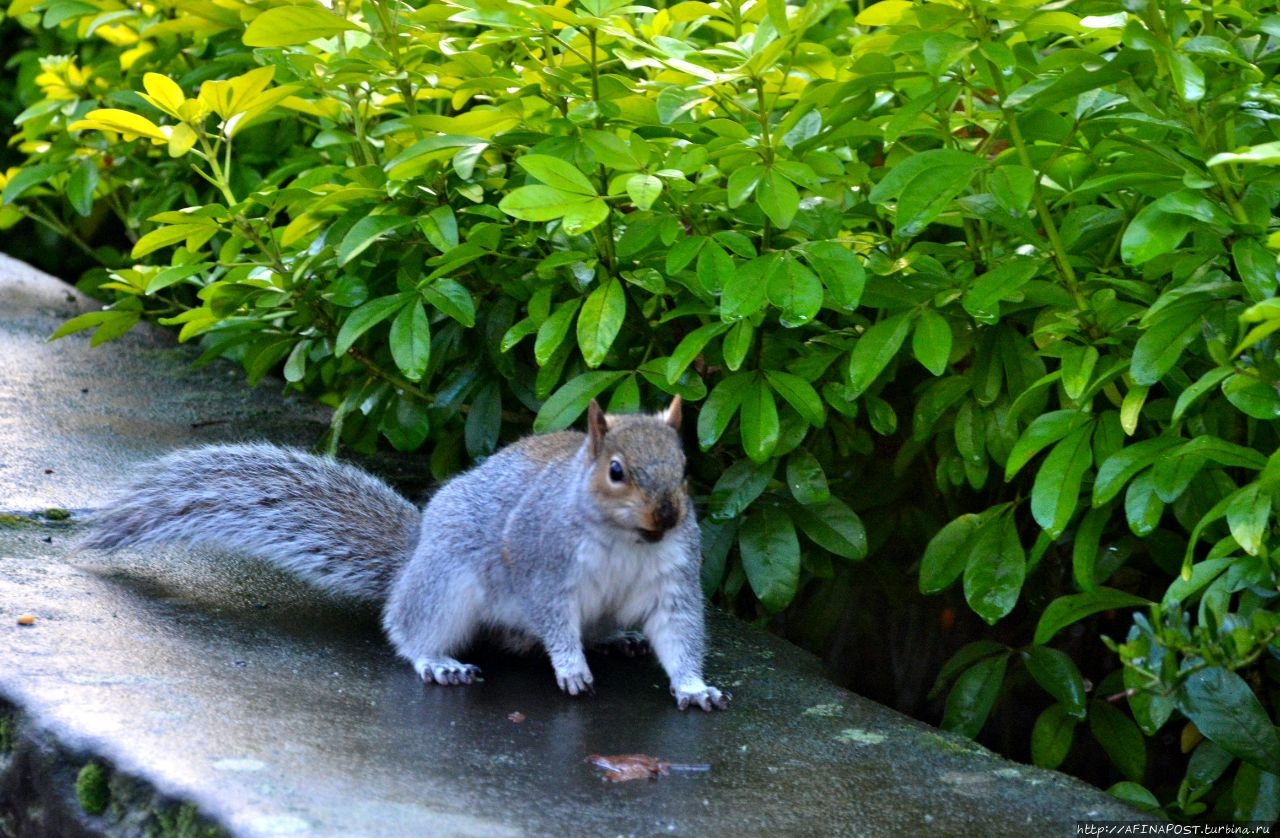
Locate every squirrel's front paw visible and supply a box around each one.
[415,657,482,686]
[672,679,731,711]
[554,665,595,696]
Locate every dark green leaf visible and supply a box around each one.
[533,370,626,432]
[1030,423,1094,538]
[740,376,779,463]
[708,458,775,521]
[334,293,409,355]
[912,309,952,375]
[785,449,830,504]
[739,507,800,612]
[1034,588,1151,645]
[962,511,1025,625]
[576,278,626,368]
[764,369,825,427]
[389,298,430,381]
[793,498,867,560]
[697,373,751,449]
[1179,667,1280,775]
[920,512,984,594]
[1089,700,1146,782]
[848,312,912,398]
[1031,704,1077,769]
[941,653,1008,738]
[337,215,415,266]
[1024,647,1087,719]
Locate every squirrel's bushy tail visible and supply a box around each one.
[80,443,420,600]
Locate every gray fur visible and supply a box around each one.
[82,443,417,600]
[83,406,729,711]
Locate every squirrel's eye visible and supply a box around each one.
[608,459,626,483]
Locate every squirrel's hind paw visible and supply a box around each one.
[416,657,482,686]
[673,683,731,712]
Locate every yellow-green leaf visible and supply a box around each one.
[242,5,363,47]
[69,109,167,143]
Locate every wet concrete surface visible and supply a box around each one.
[0,255,1145,835]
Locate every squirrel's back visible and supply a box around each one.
[81,443,420,599]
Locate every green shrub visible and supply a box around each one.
[3,0,1278,821]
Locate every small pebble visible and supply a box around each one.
[17,615,36,626]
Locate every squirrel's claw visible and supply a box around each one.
[673,684,731,712]
[417,658,482,686]
[555,668,595,696]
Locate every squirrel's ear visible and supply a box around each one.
[587,399,609,458]
[663,395,683,430]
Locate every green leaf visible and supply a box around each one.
[499,186,608,232]
[785,450,830,504]
[797,241,865,311]
[1130,294,1206,385]
[666,321,729,384]
[1089,700,1146,782]
[757,168,799,229]
[389,298,430,381]
[1093,436,1182,505]
[337,215,415,266]
[767,257,822,327]
[1124,470,1165,536]
[740,376,779,463]
[764,369,825,427]
[625,174,662,211]
[67,158,98,217]
[722,320,754,371]
[697,373,751,449]
[533,371,626,432]
[534,299,581,365]
[848,312,912,398]
[1030,423,1094,538]
[1232,238,1277,301]
[919,511,985,594]
[422,279,476,327]
[962,257,1040,324]
[739,507,800,613]
[942,653,1007,738]
[1172,368,1232,425]
[962,511,1025,625]
[793,498,867,560]
[516,154,597,195]
[1,163,61,205]
[1024,647,1087,719]
[1034,588,1151,645]
[1031,704,1078,770]
[722,253,782,321]
[1005,410,1090,480]
[243,5,363,47]
[912,309,952,375]
[893,164,984,236]
[334,293,409,356]
[1121,202,1193,265]
[708,458,774,521]
[576,278,626,368]
[1180,667,1280,775]
[1227,483,1270,556]
[726,165,763,208]
[1223,373,1280,419]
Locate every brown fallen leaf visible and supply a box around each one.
[587,753,670,782]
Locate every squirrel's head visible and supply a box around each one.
[586,397,689,544]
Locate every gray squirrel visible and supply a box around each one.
[80,396,730,711]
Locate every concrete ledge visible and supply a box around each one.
[0,255,1144,835]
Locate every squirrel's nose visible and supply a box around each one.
[653,497,680,532]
